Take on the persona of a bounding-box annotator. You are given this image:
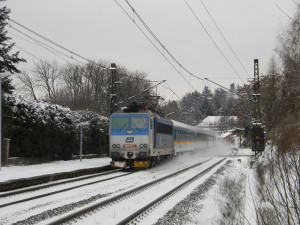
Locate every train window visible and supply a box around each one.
[112,117,129,129]
[131,117,148,129]
[157,122,173,134]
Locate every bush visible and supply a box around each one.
[255,143,300,225]
[3,95,108,161]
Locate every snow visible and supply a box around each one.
[198,116,238,127]
[0,158,111,183]
[0,148,258,225]
[5,94,108,130]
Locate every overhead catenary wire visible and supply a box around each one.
[115,0,248,99]
[115,0,202,92]
[197,0,251,78]
[184,0,246,84]
[10,5,244,101]
[124,0,200,80]
[7,16,174,108]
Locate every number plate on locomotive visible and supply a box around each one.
[123,144,137,148]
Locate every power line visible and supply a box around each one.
[115,0,202,92]
[8,27,84,65]
[184,0,246,84]
[115,80,166,106]
[164,83,181,99]
[198,0,251,78]
[115,0,247,100]
[204,78,253,102]
[9,4,245,101]
[8,18,91,63]
[7,40,41,61]
[275,2,300,25]
[10,30,163,92]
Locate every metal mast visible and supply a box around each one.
[251,59,265,154]
[110,63,117,115]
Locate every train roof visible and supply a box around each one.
[171,120,195,130]
[111,109,172,123]
[171,120,215,135]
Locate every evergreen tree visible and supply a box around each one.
[212,88,227,115]
[201,86,213,117]
[0,7,25,94]
[1,7,25,156]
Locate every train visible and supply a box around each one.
[109,103,215,168]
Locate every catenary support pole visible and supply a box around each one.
[110,63,117,115]
[80,125,82,162]
[0,76,2,171]
[77,122,89,162]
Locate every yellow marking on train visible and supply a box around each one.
[134,161,149,168]
[110,161,126,168]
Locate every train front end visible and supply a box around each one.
[110,112,150,168]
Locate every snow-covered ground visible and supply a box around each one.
[0,148,258,225]
[0,157,111,182]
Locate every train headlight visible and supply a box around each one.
[143,144,148,148]
[140,144,144,148]
[112,144,116,148]
[116,144,120,148]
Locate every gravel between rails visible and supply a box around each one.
[9,159,212,225]
[154,160,232,225]
[11,187,132,225]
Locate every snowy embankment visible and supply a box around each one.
[152,148,257,225]
[1,148,258,225]
[0,157,111,183]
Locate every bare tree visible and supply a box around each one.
[33,59,61,102]
[17,59,153,116]
[17,70,38,100]
[253,5,300,224]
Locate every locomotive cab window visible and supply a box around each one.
[131,117,148,129]
[112,117,129,129]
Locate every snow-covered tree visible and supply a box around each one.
[5,95,108,160]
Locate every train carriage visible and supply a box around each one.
[172,120,215,155]
[110,104,215,168]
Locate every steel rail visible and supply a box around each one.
[0,169,121,198]
[0,171,133,208]
[48,159,212,225]
[117,158,225,225]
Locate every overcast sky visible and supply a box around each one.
[2,0,297,100]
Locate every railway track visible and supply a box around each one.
[46,158,225,225]
[0,169,134,208]
[117,158,225,225]
[1,157,226,225]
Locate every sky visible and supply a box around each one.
[1,0,297,101]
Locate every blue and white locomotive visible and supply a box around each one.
[110,103,215,168]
